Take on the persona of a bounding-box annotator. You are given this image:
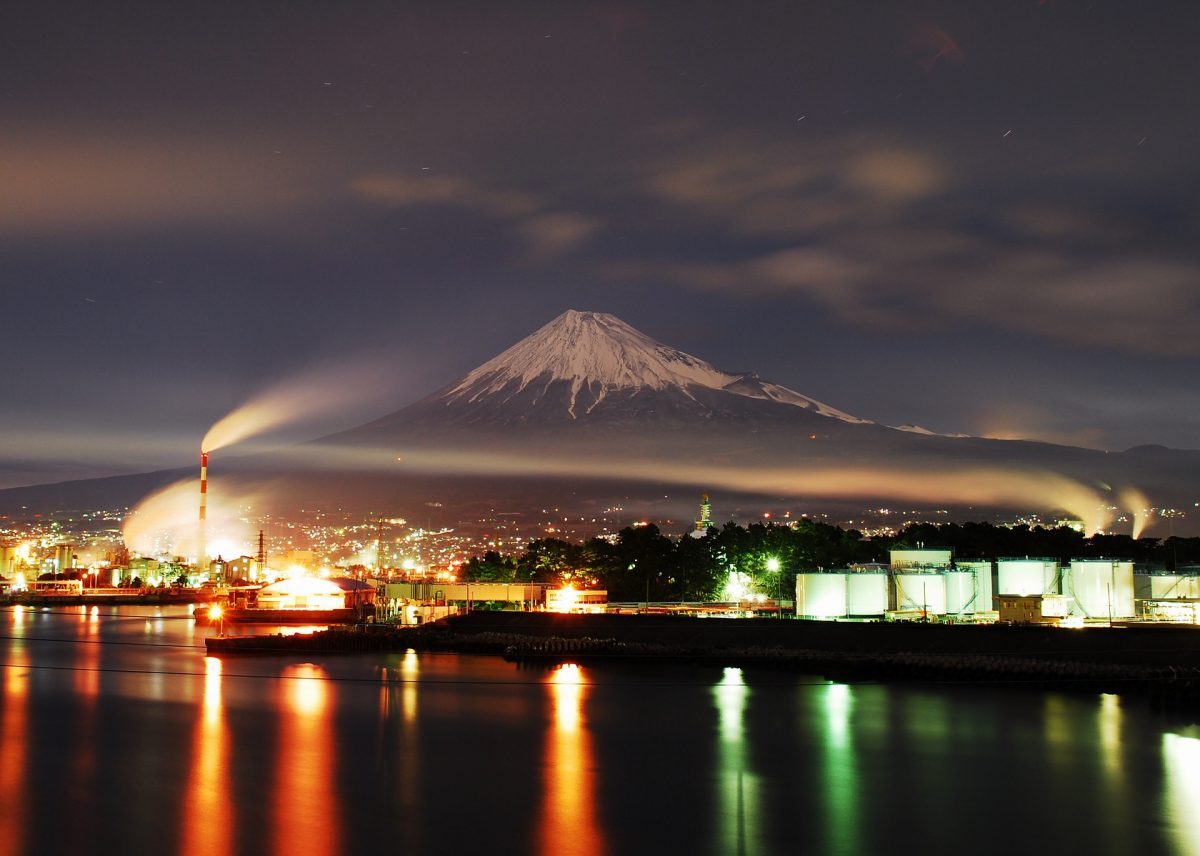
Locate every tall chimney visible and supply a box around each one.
[198,450,209,568]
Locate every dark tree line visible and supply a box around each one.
[460,519,1200,603]
[461,519,874,601]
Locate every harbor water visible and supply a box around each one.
[1,605,1198,855]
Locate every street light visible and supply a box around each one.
[208,604,225,638]
[765,557,782,618]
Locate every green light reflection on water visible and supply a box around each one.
[1163,732,1200,856]
[713,667,761,856]
[820,682,860,855]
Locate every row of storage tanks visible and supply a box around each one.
[794,565,992,620]
[0,544,75,576]
[793,548,1176,620]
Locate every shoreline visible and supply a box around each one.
[4,591,215,607]
[204,611,1200,705]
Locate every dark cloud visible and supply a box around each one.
[611,131,1200,357]
[1,0,1198,484]
[349,172,600,259]
[0,131,322,233]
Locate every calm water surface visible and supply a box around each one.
[1,604,1198,855]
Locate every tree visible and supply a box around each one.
[461,551,523,582]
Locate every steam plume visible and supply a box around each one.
[1118,487,1152,538]
[201,355,408,453]
[123,477,261,561]
[299,443,1114,534]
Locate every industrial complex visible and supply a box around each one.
[795,547,1200,626]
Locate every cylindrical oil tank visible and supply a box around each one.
[944,571,977,614]
[1149,574,1200,599]
[956,560,994,612]
[55,544,75,574]
[795,573,848,619]
[894,573,947,614]
[997,559,1059,596]
[0,545,14,576]
[847,573,888,616]
[1067,560,1135,619]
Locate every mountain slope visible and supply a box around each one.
[345,309,871,435]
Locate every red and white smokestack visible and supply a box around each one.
[198,450,209,566]
[199,451,209,523]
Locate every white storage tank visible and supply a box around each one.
[894,573,947,614]
[795,573,848,619]
[997,559,1059,596]
[847,573,888,616]
[55,544,75,575]
[0,545,15,577]
[944,571,978,615]
[956,560,994,612]
[1148,574,1200,599]
[1066,560,1135,619]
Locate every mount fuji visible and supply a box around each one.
[333,310,879,440]
[313,310,1200,521]
[4,309,1199,525]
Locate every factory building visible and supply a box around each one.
[55,544,76,575]
[997,594,1073,625]
[0,545,16,577]
[380,581,549,613]
[375,581,566,625]
[223,555,260,583]
[889,548,953,570]
[257,577,346,611]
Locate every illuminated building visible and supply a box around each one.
[997,594,1073,624]
[546,586,608,614]
[888,547,952,570]
[257,577,346,611]
[689,493,714,539]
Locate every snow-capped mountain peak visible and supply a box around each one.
[440,310,869,423]
[448,310,728,397]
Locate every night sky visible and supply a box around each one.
[3,1,1198,487]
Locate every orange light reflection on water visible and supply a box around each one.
[180,657,233,856]
[401,648,418,724]
[0,651,29,856]
[66,617,100,844]
[274,664,340,856]
[73,608,100,700]
[540,663,603,856]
